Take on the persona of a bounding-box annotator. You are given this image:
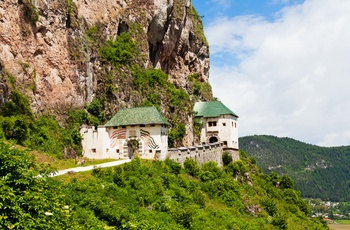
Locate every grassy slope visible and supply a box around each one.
[239,135,350,201]
[50,153,328,229]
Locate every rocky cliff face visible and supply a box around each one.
[0,0,211,145]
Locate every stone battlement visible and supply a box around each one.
[166,142,239,166]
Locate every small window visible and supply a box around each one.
[150,124,155,127]
[223,141,227,146]
[122,126,126,128]
[106,148,109,152]
[116,149,120,153]
[223,122,226,126]
[113,126,118,129]
[140,124,145,127]
[235,122,237,128]
[208,121,217,127]
[149,149,152,153]
[91,148,96,153]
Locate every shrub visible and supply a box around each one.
[164,158,182,175]
[201,161,221,179]
[222,151,232,166]
[280,175,294,189]
[184,158,200,177]
[0,143,72,229]
[86,97,102,117]
[99,32,136,65]
[0,90,33,117]
[1,116,29,145]
[132,66,168,90]
[168,123,186,147]
[260,197,278,216]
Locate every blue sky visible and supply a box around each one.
[191,0,350,146]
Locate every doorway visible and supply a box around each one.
[127,140,139,159]
[209,136,218,143]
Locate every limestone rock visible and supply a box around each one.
[0,0,210,144]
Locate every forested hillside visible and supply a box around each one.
[239,135,350,201]
[0,143,328,229]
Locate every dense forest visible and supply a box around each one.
[239,135,350,201]
[0,142,328,229]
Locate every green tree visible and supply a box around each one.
[280,175,294,189]
[184,158,200,177]
[0,143,72,229]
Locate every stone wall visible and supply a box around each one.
[166,142,239,167]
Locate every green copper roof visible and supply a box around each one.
[105,106,170,127]
[193,101,238,118]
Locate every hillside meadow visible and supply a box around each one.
[0,142,329,229]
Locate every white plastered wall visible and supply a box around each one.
[80,124,168,160]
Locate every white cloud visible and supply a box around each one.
[206,0,350,146]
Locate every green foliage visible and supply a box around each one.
[0,143,72,229]
[22,0,39,25]
[167,84,190,110]
[280,175,294,189]
[260,197,278,216]
[240,135,350,201]
[132,66,168,90]
[0,90,33,118]
[0,90,83,157]
[0,145,328,229]
[188,73,213,100]
[168,123,186,148]
[85,97,102,117]
[1,116,29,145]
[86,25,99,39]
[193,115,202,141]
[222,151,232,166]
[184,158,200,177]
[68,108,89,128]
[99,32,136,65]
[187,6,208,45]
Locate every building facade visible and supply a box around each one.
[193,101,239,150]
[81,107,170,160]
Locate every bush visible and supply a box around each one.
[99,32,136,65]
[222,151,232,166]
[86,97,103,117]
[184,158,200,177]
[1,116,29,145]
[0,143,72,229]
[164,158,182,175]
[0,90,33,117]
[168,123,186,147]
[280,175,294,189]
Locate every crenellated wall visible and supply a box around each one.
[166,142,240,167]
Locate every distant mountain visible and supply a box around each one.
[239,135,350,201]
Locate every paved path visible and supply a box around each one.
[50,159,132,177]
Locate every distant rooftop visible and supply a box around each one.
[194,101,238,118]
[105,106,170,127]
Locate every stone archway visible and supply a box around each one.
[209,136,218,143]
[124,137,143,159]
[127,139,138,159]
